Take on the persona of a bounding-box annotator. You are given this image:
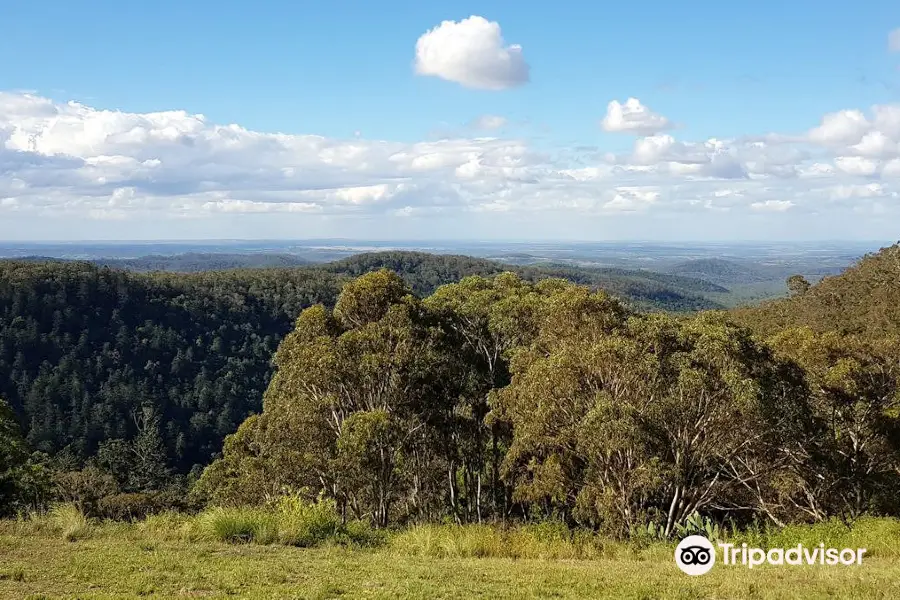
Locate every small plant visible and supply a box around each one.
[674,512,722,541]
[635,512,721,542]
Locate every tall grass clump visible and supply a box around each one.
[190,495,382,548]
[48,503,91,542]
[275,495,341,547]
[138,511,198,542]
[194,506,277,544]
[276,494,382,548]
[390,522,621,560]
[730,516,900,560]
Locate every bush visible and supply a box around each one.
[97,493,159,521]
[341,518,385,547]
[53,468,118,517]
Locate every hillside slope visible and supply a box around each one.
[731,243,900,339]
[667,258,775,285]
[94,252,310,272]
[322,251,726,312]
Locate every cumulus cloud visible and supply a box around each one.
[602,98,672,135]
[2,91,900,238]
[808,109,870,145]
[414,16,529,90]
[807,105,900,151]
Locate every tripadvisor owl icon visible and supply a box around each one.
[675,535,716,575]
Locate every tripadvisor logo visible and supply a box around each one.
[675,535,716,575]
[674,535,867,576]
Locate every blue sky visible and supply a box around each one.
[1,1,899,240]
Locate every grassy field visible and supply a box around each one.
[2,514,900,599]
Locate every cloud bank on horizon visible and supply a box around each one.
[1,16,899,241]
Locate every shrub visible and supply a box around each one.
[53,468,118,517]
[341,518,385,547]
[97,493,159,521]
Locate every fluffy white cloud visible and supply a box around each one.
[2,92,900,240]
[602,98,672,135]
[808,109,870,145]
[807,105,900,150]
[834,156,880,176]
[851,131,898,158]
[414,16,529,90]
[890,28,900,52]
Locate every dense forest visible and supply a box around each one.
[0,253,719,481]
[1,246,898,534]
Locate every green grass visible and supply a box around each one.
[2,515,900,599]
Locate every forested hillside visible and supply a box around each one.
[0,251,721,485]
[1,249,898,533]
[732,243,900,339]
[0,260,342,474]
[321,252,726,311]
[92,252,310,272]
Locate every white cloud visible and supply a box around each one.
[602,98,672,135]
[829,183,888,200]
[883,158,900,177]
[750,200,794,212]
[2,91,900,240]
[414,16,529,90]
[851,131,898,158]
[604,187,660,212]
[471,115,507,130]
[808,109,870,145]
[889,28,900,52]
[834,156,880,176]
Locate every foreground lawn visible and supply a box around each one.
[2,527,900,600]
